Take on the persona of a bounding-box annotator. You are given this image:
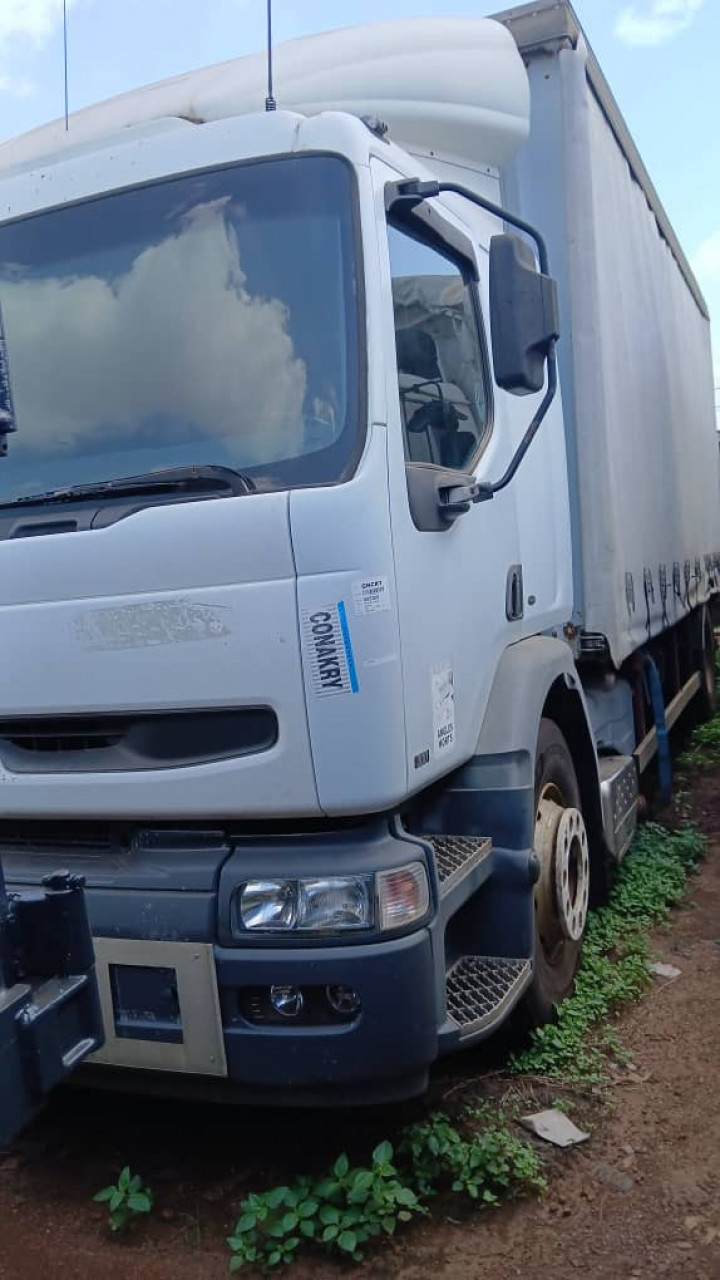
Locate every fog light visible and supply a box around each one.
[269,985,304,1018]
[326,984,362,1016]
[377,862,429,931]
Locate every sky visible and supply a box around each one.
[0,0,718,408]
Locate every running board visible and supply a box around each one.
[425,835,492,896]
[635,671,701,773]
[445,956,530,1039]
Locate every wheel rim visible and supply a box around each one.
[534,784,590,961]
[703,619,716,703]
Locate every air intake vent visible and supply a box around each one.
[0,708,278,773]
[4,721,124,754]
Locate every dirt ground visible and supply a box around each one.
[1,777,719,1280]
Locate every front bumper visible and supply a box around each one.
[216,928,437,1094]
[5,819,443,1101]
[5,819,536,1102]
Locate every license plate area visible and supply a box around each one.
[89,938,227,1076]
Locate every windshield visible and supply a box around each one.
[0,154,362,503]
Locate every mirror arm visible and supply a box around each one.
[387,178,550,274]
[389,178,558,508]
[483,344,558,496]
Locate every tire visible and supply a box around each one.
[693,607,717,723]
[520,718,589,1029]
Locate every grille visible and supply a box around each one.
[0,707,278,773]
[446,956,529,1033]
[3,721,124,754]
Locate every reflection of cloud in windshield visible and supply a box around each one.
[0,199,307,464]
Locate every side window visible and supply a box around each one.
[388,223,491,471]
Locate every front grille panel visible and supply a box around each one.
[3,722,124,754]
[0,707,278,773]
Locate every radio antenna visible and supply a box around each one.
[62,0,70,130]
[265,0,276,111]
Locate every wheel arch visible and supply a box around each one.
[475,637,608,898]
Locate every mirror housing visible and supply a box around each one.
[489,234,560,395]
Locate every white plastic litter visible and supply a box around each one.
[649,962,682,979]
[520,1109,589,1148]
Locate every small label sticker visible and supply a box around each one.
[302,603,359,698]
[352,577,390,616]
[414,749,430,770]
[431,663,455,756]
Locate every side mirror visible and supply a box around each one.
[489,233,560,395]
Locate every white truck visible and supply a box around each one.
[0,0,717,1103]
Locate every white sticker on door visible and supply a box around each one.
[352,577,390,616]
[431,663,455,756]
[301,604,359,697]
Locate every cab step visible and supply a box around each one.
[426,835,492,896]
[446,955,530,1038]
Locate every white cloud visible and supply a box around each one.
[693,229,720,283]
[0,0,74,49]
[0,197,308,464]
[0,0,83,97]
[615,0,705,47]
[0,72,35,98]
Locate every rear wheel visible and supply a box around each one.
[521,718,591,1028]
[693,606,717,723]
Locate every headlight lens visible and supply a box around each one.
[238,876,372,933]
[299,878,372,931]
[237,863,430,935]
[239,879,297,930]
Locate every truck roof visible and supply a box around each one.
[0,17,528,179]
[495,0,707,318]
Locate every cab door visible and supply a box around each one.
[371,159,522,789]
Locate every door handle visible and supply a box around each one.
[506,565,524,621]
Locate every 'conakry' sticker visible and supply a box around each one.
[302,603,359,697]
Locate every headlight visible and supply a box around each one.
[300,878,372,931]
[238,876,373,933]
[237,863,430,936]
[239,879,297,930]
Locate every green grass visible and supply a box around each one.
[677,717,720,771]
[676,651,720,772]
[226,1116,544,1272]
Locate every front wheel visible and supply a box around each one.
[521,717,591,1028]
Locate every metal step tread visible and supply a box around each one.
[446,955,530,1037]
[426,835,492,894]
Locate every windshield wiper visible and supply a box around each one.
[0,464,256,509]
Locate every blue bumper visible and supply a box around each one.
[3,818,536,1103]
[216,928,437,1097]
